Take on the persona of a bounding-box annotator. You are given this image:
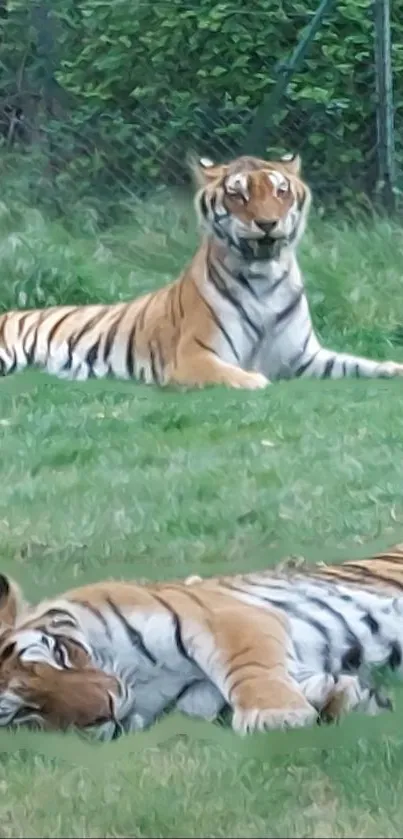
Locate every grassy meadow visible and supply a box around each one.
[1,193,403,836]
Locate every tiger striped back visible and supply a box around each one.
[308,544,403,593]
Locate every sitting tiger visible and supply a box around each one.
[0,152,402,389]
[0,541,401,740]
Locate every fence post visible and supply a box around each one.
[245,0,337,157]
[373,0,397,213]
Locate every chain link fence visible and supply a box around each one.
[0,0,401,223]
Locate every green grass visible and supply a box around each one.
[1,197,403,836]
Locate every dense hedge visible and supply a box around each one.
[1,0,402,213]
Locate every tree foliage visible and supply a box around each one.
[1,0,402,213]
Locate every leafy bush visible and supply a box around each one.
[1,0,402,215]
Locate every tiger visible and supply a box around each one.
[0,152,402,389]
[1,541,402,740]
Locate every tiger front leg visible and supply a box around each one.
[170,351,269,390]
[299,347,403,380]
[185,601,317,734]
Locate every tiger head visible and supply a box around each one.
[192,153,311,259]
[0,574,119,735]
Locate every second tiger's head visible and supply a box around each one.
[191,152,311,259]
[0,574,119,737]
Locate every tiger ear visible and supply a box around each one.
[279,153,301,176]
[0,575,26,628]
[187,153,226,187]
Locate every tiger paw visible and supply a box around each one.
[299,673,336,710]
[234,371,270,390]
[232,705,317,735]
[378,361,403,377]
[319,674,363,723]
[318,674,393,724]
[249,372,270,389]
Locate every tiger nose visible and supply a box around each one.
[256,219,278,234]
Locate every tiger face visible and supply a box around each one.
[0,575,118,733]
[193,153,311,259]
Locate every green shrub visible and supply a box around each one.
[1,0,402,215]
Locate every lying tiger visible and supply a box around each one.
[0,541,401,739]
[0,153,402,388]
